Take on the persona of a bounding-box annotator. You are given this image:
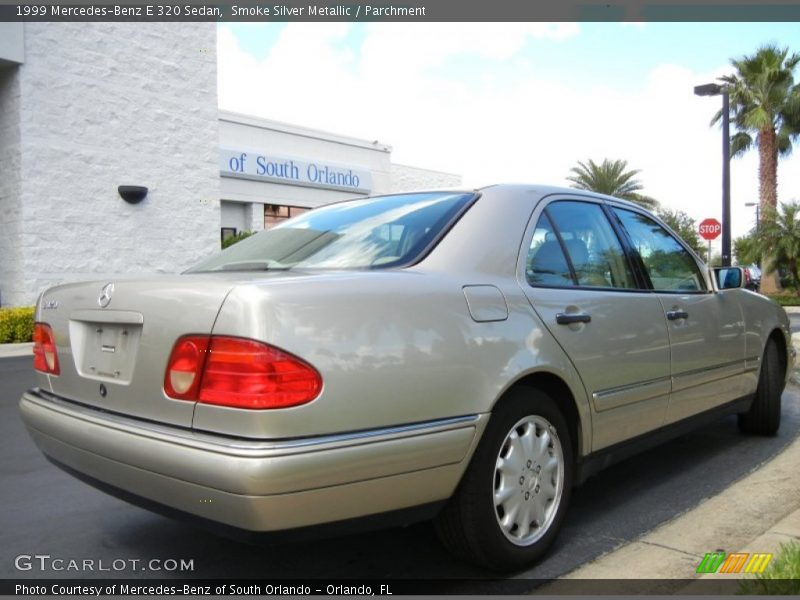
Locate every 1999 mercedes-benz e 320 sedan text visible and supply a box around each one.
[20,185,793,570]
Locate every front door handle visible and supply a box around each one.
[556,312,591,325]
[666,310,689,321]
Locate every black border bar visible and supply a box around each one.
[1,0,800,22]
[0,578,778,595]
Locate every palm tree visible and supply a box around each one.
[733,230,760,266]
[566,158,658,210]
[711,44,800,293]
[754,201,800,294]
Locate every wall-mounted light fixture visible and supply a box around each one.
[118,185,148,204]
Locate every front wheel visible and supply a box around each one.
[435,388,574,571]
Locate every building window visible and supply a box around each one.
[264,204,309,229]
[221,227,237,245]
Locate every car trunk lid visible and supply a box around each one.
[35,275,238,428]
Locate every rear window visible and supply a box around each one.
[189,192,475,272]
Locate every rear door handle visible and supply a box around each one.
[556,313,591,325]
[666,310,689,321]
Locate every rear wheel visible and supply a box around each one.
[435,388,573,571]
[738,339,783,436]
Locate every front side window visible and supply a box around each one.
[614,208,706,292]
[527,201,637,289]
[189,192,475,272]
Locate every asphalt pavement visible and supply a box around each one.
[1,355,799,589]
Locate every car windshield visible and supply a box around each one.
[189,192,475,272]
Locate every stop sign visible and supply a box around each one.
[699,218,722,241]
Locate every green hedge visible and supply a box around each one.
[0,306,36,343]
[765,294,800,307]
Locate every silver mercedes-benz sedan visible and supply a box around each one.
[20,185,793,571]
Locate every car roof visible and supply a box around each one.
[391,183,650,212]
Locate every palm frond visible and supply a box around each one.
[730,132,754,157]
[566,158,654,204]
[627,194,659,210]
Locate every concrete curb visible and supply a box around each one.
[544,413,800,592]
[0,342,33,358]
[783,306,800,314]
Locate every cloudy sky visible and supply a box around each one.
[217,22,800,250]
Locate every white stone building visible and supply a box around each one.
[218,112,461,238]
[0,23,460,307]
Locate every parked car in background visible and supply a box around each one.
[743,264,762,292]
[20,185,793,571]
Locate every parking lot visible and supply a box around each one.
[2,354,799,589]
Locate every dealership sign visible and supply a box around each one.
[220,148,372,194]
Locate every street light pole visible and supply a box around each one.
[694,82,732,266]
[721,89,731,267]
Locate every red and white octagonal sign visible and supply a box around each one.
[699,218,722,241]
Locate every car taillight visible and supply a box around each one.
[33,323,60,375]
[163,335,210,400]
[164,335,322,409]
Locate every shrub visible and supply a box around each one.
[0,306,36,343]
[222,230,256,249]
[739,542,800,594]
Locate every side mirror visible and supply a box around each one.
[713,266,744,290]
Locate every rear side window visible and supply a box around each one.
[614,208,707,292]
[526,214,574,287]
[527,201,637,289]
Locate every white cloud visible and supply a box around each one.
[218,23,800,249]
[359,23,579,75]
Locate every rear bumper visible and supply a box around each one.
[19,389,487,531]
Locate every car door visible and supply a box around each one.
[520,198,671,451]
[611,206,747,423]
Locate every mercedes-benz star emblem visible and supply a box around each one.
[98,283,114,308]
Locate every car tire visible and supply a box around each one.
[738,339,783,436]
[434,387,574,571]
